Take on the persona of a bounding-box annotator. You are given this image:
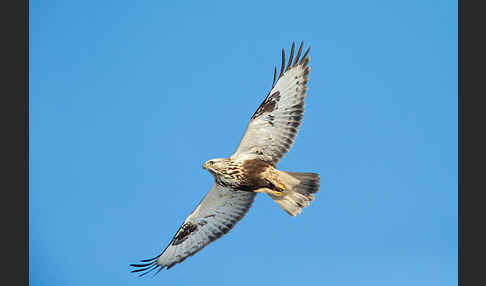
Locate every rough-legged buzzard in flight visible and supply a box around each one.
[130,41,320,275]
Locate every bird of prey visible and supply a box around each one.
[130,41,320,276]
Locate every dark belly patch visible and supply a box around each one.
[239,159,274,190]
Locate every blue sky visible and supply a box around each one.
[30,1,457,285]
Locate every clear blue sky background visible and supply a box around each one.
[30,1,457,285]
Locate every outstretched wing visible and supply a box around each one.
[130,184,256,275]
[232,41,311,165]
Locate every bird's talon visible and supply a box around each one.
[272,190,283,197]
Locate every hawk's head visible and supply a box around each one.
[203,158,242,187]
[203,158,241,177]
[202,158,229,174]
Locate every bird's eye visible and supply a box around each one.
[209,161,214,165]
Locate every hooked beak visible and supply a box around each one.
[202,162,208,169]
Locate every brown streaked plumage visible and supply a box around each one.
[240,159,274,190]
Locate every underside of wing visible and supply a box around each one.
[130,184,256,275]
[232,41,311,165]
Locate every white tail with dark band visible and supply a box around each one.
[270,171,320,216]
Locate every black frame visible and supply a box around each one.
[458,1,485,285]
[1,0,29,285]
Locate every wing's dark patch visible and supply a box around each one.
[172,222,198,246]
[251,91,280,119]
